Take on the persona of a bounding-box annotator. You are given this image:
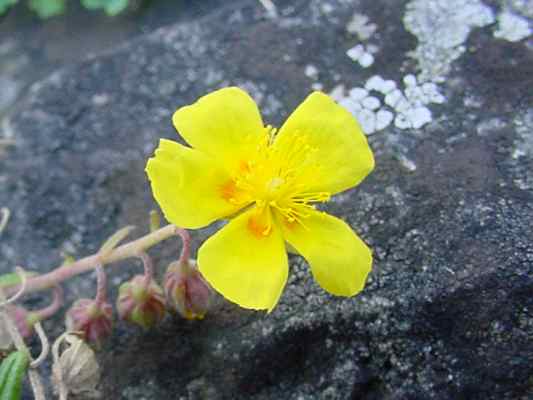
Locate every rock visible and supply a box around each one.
[1,0,532,399]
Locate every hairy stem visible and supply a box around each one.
[35,285,64,321]
[138,252,154,289]
[176,228,191,265]
[94,264,107,306]
[5,224,180,297]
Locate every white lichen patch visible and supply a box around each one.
[476,118,507,137]
[494,10,532,42]
[404,0,495,82]
[344,12,380,69]
[346,13,377,40]
[397,154,418,172]
[510,109,533,190]
[512,109,533,159]
[336,74,445,134]
[235,81,283,116]
[346,44,375,68]
[329,84,346,102]
[304,64,319,80]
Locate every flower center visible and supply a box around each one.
[221,127,330,236]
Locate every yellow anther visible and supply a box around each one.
[222,129,330,229]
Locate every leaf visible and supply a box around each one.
[0,350,29,400]
[28,0,66,18]
[80,0,128,15]
[0,0,17,16]
[80,0,105,10]
[98,225,135,260]
[102,0,128,15]
[60,252,75,267]
[0,271,36,290]
[52,334,100,398]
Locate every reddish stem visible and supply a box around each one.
[94,264,107,306]
[3,224,187,298]
[176,228,191,265]
[35,285,64,321]
[138,252,154,289]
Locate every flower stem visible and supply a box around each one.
[35,285,64,321]
[94,264,107,307]
[138,252,154,289]
[176,228,191,265]
[5,224,179,297]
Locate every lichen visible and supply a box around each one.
[335,74,444,134]
[403,0,495,82]
[494,10,532,42]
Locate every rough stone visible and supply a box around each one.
[0,0,532,399]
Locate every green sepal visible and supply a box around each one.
[0,350,30,400]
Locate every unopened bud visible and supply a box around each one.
[52,332,100,399]
[65,299,112,346]
[116,275,166,329]
[164,260,211,320]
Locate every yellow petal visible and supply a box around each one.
[277,210,372,297]
[198,207,288,311]
[275,91,374,195]
[145,139,244,229]
[172,87,265,172]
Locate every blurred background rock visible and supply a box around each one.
[0,0,227,119]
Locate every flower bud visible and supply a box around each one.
[164,260,211,320]
[65,299,112,346]
[116,275,166,329]
[5,305,39,339]
[52,332,100,399]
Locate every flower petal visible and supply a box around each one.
[198,207,288,311]
[145,139,244,229]
[278,210,372,297]
[275,91,374,195]
[172,87,265,172]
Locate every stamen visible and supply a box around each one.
[247,204,273,238]
[266,125,277,145]
[222,127,330,230]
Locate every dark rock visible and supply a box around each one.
[1,0,532,399]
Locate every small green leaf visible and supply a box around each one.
[80,0,128,15]
[60,252,75,267]
[0,0,18,16]
[0,353,17,391]
[99,225,135,260]
[0,271,36,290]
[80,0,105,10]
[0,350,29,400]
[103,0,128,15]
[28,0,65,18]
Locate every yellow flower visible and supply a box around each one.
[146,87,374,311]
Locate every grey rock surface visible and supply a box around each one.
[1,0,532,399]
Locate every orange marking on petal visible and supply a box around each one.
[283,217,299,231]
[247,214,272,239]
[220,180,237,202]
[239,160,251,173]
